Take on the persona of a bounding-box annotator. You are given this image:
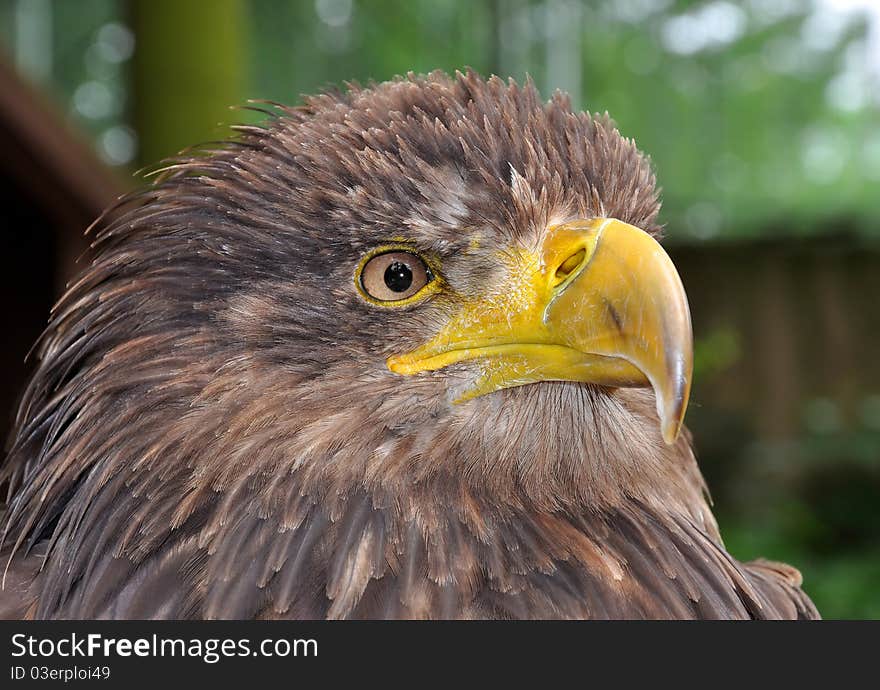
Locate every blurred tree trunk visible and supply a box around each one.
[129,0,247,166]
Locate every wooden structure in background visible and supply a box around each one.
[0,55,125,444]
[669,235,880,504]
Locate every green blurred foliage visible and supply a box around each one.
[4,0,879,241]
[718,434,880,619]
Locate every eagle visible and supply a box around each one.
[0,70,818,619]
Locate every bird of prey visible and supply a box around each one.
[0,70,818,619]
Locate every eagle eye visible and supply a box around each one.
[358,250,434,304]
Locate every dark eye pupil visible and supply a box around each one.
[384,261,413,292]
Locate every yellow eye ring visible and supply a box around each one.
[355,246,442,307]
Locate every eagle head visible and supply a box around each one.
[1,71,816,620]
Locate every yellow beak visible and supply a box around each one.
[386,218,693,444]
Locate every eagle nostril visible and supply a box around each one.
[553,247,587,287]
